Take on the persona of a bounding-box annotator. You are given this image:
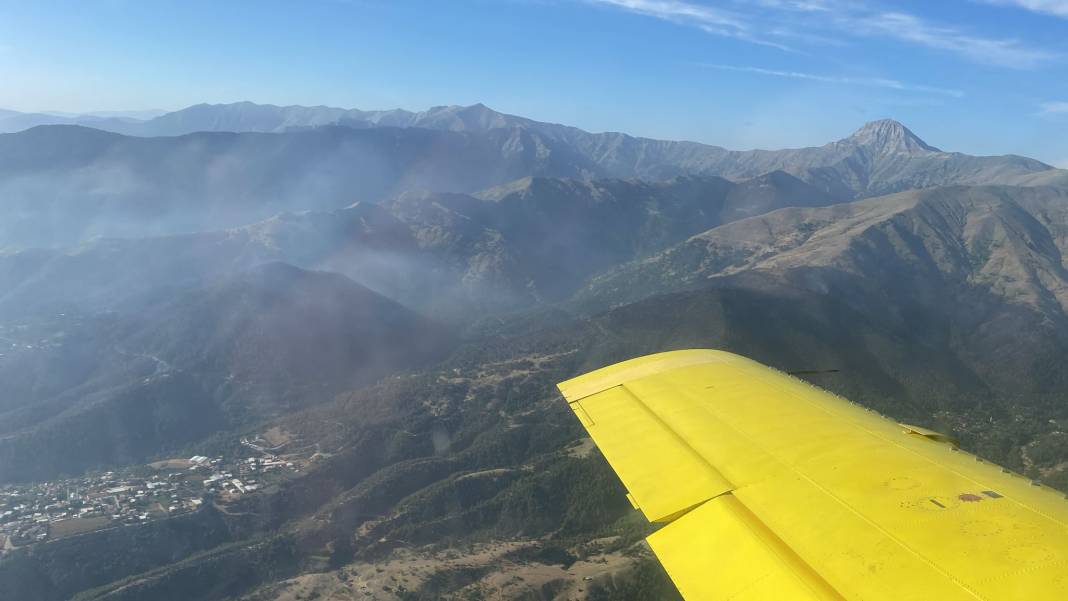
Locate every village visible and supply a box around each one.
[0,434,304,554]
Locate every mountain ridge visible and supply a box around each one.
[0,101,1040,165]
[0,173,837,320]
[0,262,453,482]
[0,108,1063,249]
[576,184,1068,339]
[2,102,1061,193]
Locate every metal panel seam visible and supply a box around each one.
[669,376,989,600]
[719,493,850,601]
[616,383,735,497]
[745,364,1068,529]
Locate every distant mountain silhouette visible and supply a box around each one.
[0,104,1063,248]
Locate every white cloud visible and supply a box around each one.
[583,0,1056,68]
[847,11,1055,68]
[1040,100,1068,113]
[981,0,1068,17]
[745,0,832,11]
[585,0,794,50]
[588,0,744,28]
[704,64,965,97]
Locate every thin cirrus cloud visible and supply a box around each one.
[586,0,744,27]
[585,0,1056,68]
[849,11,1055,68]
[980,0,1068,17]
[584,0,794,50]
[703,64,965,97]
[1040,100,1068,113]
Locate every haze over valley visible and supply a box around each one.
[1,99,1068,600]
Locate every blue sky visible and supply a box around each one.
[1,0,1067,164]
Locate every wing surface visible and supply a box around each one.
[558,349,1068,600]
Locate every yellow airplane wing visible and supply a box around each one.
[558,350,1068,600]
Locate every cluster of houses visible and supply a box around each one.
[200,454,296,497]
[0,448,301,551]
[0,469,205,548]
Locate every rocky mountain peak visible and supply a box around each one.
[847,119,940,154]
[414,103,516,131]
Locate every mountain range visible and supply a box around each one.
[0,103,1064,249]
[3,102,1068,600]
[0,172,837,320]
[3,106,1068,485]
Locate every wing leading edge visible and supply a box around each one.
[558,349,1068,600]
